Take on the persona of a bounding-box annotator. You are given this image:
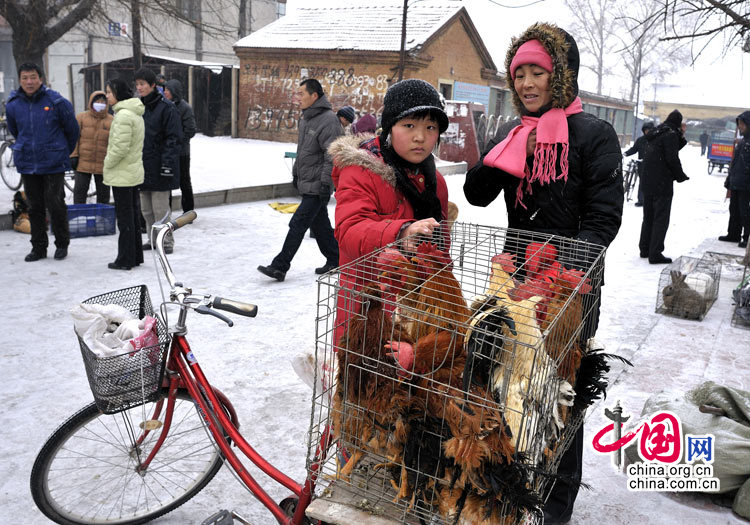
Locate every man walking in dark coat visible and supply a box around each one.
[624,121,654,206]
[639,109,689,264]
[727,111,750,248]
[6,63,79,261]
[164,79,197,212]
[258,78,342,281]
[700,130,709,156]
[134,68,182,253]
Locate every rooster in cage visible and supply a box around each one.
[377,242,471,342]
[463,290,575,461]
[332,285,423,481]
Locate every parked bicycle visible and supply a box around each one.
[0,120,21,191]
[622,158,640,202]
[30,211,331,525]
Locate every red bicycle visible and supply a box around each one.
[30,211,331,525]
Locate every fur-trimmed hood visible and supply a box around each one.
[504,23,580,115]
[328,133,397,188]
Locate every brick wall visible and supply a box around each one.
[236,53,393,143]
[235,16,494,143]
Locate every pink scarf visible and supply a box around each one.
[483,97,583,208]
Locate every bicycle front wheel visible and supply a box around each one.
[30,390,227,525]
[0,141,21,191]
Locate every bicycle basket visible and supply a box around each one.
[307,223,607,524]
[77,285,170,414]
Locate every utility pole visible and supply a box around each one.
[397,0,408,81]
[131,0,142,70]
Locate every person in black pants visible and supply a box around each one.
[257,78,342,281]
[463,23,624,524]
[164,80,197,212]
[639,110,689,264]
[727,111,750,249]
[103,79,146,270]
[624,121,654,206]
[5,63,79,261]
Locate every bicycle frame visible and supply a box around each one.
[128,214,333,525]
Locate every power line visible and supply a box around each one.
[485,0,547,8]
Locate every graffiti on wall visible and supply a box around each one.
[242,63,389,135]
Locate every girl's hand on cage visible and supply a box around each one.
[384,340,414,378]
[399,218,439,252]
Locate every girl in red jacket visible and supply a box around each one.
[328,78,450,344]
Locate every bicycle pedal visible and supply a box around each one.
[200,509,252,525]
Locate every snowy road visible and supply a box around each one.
[1,139,747,524]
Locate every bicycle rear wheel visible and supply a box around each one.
[30,390,228,525]
[0,141,21,191]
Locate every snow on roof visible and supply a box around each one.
[234,2,463,52]
[147,54,236,74]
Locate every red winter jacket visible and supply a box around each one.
[328,134,449,342]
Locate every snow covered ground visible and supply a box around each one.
[1,136,747,524]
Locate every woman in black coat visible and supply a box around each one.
[638,109,689,264]
[463,22,623,524]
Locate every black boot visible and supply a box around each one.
[257,264,286,282]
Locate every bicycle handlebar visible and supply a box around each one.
[169,210,197,231]
[213,297,258,318]
[151,212,260,325]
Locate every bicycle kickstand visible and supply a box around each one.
[201,509,252,525]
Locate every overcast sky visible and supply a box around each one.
[284,0,748,110]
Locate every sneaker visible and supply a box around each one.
[718,235,740,242]
[315,262,338,275]
[634,202,643,207]
[53,247,68,260]
[108,262,132,271]
[649,254,672,264]
[24,250,47,262]
[165,245,174,255]
[257,264,285,282]
[739,240,748,249]
[639,251,648,259]
[142,242,152,250]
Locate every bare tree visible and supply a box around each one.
[0,0,98,68]
[652,0,750,54]
[615,1,688,102]
[564,0,621,94]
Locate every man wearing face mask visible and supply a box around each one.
[70,91,114,204]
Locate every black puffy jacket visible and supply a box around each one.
[728,111,750,192]
[140,89,182,191]
[464,111,624,248]
[640,123,688,196]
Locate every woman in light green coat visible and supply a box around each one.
[103,79,145,270]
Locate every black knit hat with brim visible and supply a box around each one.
[380,79,449,139]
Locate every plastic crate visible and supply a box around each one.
[67,203,116,238]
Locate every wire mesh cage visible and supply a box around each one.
[655,255,721,321]
[731,265,750,329]
[307,223,607,524]
[77,285,170,414]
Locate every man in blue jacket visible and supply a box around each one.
[6,63,79,261]
[134,68,182,254]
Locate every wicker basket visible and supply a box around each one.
[77,285,170,414]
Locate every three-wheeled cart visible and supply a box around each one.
[707,139,734,174]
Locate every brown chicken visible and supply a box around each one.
[332,286,419,480]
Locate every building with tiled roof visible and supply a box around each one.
[233,2,506,143]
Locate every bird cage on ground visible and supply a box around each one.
[731,266,750,328]
[307,223,613,525]
[655,255,721,321]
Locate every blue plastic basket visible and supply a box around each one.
[67,203,116,238]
